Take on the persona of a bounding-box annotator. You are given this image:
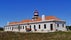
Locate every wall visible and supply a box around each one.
[4,21,67,32]
[55,21,67,31]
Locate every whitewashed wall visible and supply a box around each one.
[55,22,67,31]
[20,25,26,32]
[29,22,56,32]
[4,21,66,32]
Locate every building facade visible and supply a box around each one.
[4,10,67,32]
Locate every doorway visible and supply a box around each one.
[50,24,53,30]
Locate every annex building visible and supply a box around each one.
[4,10,67,32]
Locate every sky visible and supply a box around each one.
[0,0,71,27]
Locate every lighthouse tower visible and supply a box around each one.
[32,10,39,20]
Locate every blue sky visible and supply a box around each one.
[0,0,71,27]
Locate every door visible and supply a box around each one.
[50,24,53,30]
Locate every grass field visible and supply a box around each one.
[0,31,71,40]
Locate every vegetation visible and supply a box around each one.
[0,31,71,40]
[66,26,71,30]
[0,27,3,31]
[0,26,71,40]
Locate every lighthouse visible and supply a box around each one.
[32,10,39,20]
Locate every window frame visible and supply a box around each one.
[39,25,41,29]
[44,24,46,29]
[62,24,64,27]
[57,24,59,27]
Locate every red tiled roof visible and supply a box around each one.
[20,19,33,24]
[9,16,60,25]
[9,22,19,25]
[45,16,60,20]
[33,17,42,21]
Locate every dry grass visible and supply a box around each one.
[0,31,71,40]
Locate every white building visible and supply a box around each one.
[4,10,67,32]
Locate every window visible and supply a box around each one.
[44,24,46,29]
[25,26,27,29]
[62,24,64,27]
[12,27,13,30]
[10,27,11,29]
[39,25,41,29]
[23,26,24,29]
[30,25,31,28]
[18,26,20,31]
[34,25,36,29]
[57,24,59,27]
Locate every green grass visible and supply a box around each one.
[0,31,71,40]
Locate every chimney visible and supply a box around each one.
[42,15,45,21]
